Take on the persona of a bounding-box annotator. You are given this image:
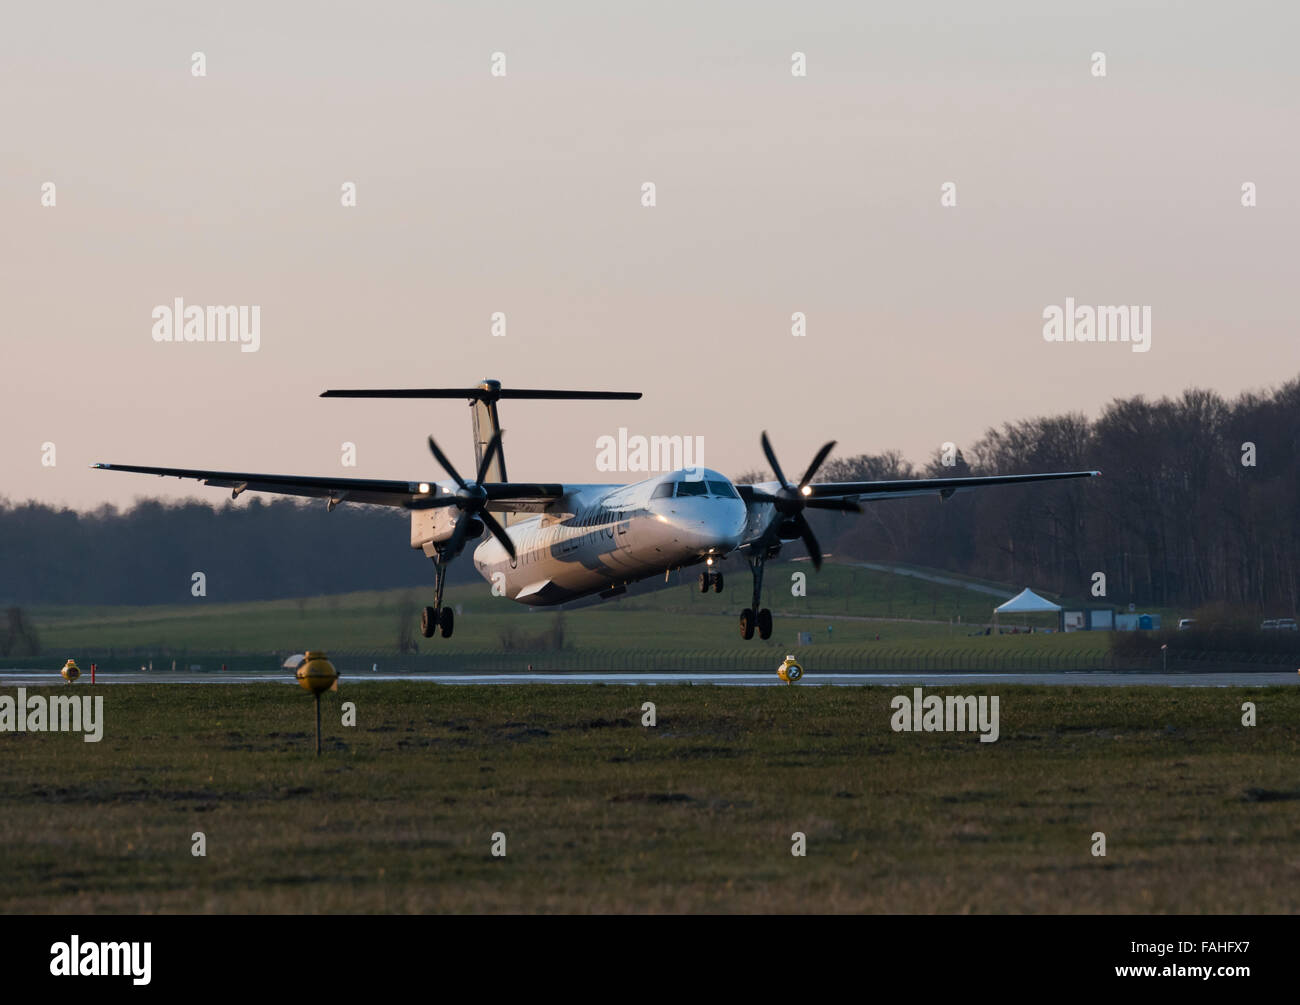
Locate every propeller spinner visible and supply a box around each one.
[748,431,860,570]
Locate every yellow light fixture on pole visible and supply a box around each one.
[295,651,339,755]
[777,655,803,684]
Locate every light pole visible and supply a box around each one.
[295,651,339,755]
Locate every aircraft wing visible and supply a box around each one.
[92,462,565,510]
[739,468,1101,504]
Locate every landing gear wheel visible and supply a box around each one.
[757,608,773,640]
[713,573,724,593]
[421,606,438,639]
[739,608,756,641]
[698,572,710,594]
[439,606,455,639]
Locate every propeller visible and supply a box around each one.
[410,430,517,561]
[747,431,860,570]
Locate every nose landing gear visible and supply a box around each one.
[698,571,724,594]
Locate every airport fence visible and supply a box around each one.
[9,646,1297,675]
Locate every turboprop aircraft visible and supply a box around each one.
[93,380,1099,641]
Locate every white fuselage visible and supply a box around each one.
[470,468,749,605]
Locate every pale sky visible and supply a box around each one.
[3,1,1297,509]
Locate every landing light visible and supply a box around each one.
[418,483,430,493]
[800,485,812,496]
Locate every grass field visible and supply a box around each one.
[3,682,1297,913]
[21,561,1116,665]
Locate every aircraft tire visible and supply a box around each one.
[439,606,455,639]
[757,608,773,640]
[739,608,756,641]
[421,606,438,639]
[713,573,724,593]
[698,573,710,593]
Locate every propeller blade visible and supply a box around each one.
[427,436,468,490]
[794,512,823,571]
[760,431,791,490]
[476,429,504,485]
[798,440,837,489]
[480,510,517,561]
[404,496,463,510]
[445,512,470,556]
[805,497,861,513]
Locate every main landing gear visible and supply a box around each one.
[421,557,456,639]
[739,552,772,641]
[697,570,724,593]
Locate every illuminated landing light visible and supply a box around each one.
[418,483,431,494]
[800,485,812,496]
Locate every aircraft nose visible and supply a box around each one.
[664,499,746,553]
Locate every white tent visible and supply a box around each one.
[993,588,1061,629]
[995,588,1062,614]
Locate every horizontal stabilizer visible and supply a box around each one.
[321,387,641,401]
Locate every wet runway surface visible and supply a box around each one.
[2,670,1296,687]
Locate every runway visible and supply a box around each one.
[2,670,1296,687]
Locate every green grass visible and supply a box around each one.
[22,561,1113,663]
[2,682,1297,913]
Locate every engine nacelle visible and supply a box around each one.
[410,508,484,552]
[410,507,457,549]
[777,519,802,540]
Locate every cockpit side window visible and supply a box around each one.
[707,480,737,498]
[651,482,674,499]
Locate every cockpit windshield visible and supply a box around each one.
[651,477,739,499]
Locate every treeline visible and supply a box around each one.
[0,497,474,606]
[811,378,1300,615]
[5,377,1298,614]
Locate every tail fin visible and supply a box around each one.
[470,388,507,483]
[321,379,642,524]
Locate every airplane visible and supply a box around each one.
[93,379,1100,641]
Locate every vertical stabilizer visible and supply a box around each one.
[470,379,508,483]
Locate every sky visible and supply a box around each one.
[3,0,1297,509]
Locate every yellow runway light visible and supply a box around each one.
[778,655,803,684]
